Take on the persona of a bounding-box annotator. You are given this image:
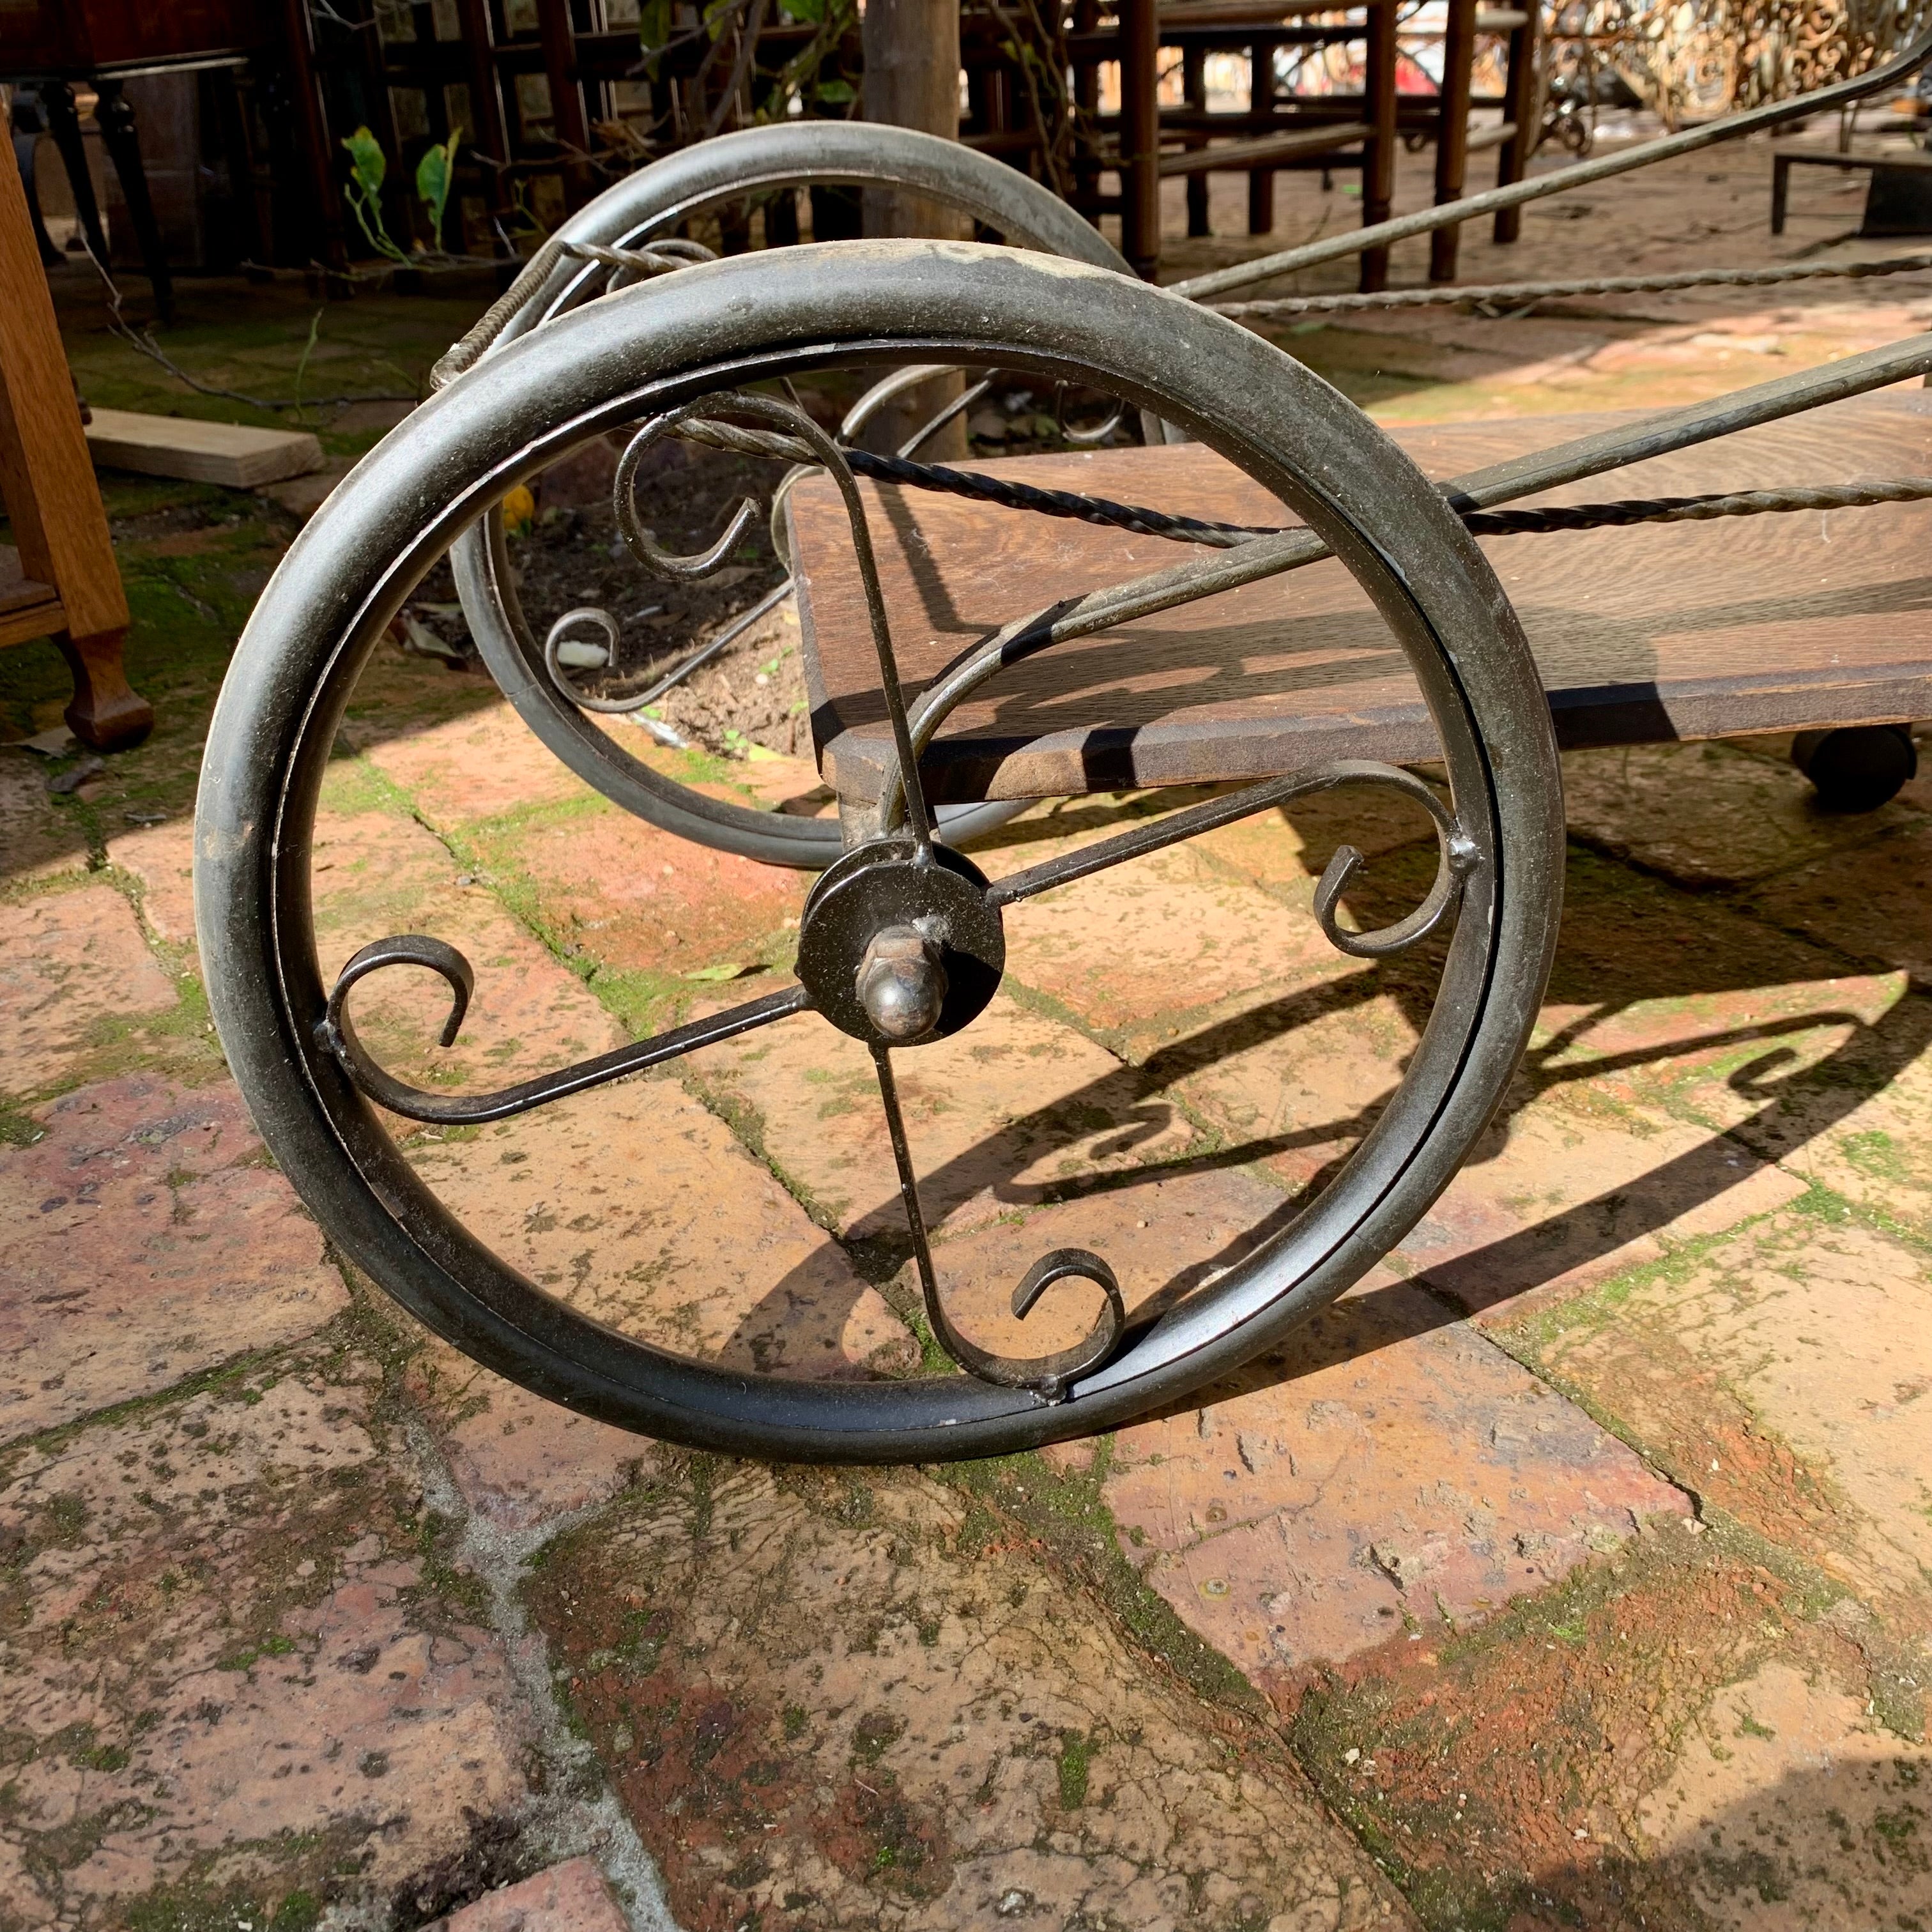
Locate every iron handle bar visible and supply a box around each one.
[1172,21,1932,300]
[1209,249,1932,320]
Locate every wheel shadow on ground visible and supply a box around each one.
[714,815,1932,1391]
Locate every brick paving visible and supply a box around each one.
[3,132,1931,1932]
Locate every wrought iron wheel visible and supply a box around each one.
[450,122,1136,868]
[196,240,1563,1463]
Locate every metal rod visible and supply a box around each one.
[1171,20,1932,300]
[324,975,811,1127]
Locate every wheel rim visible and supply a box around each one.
[455,121,1130,869]
[196,241,1563,1462]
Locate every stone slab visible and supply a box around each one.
[526,1460,1418,1932]
[0,1356,541,1927]
[924,1163,1302,1353]
[406,1336,657,1538]
[1000,837,1353,1045]
[1759,989,1932,1240]
[1742,818,1932,984]
[473,799,806,977]
[0,1074,347,1443]
[430,1858,630,1932]
[684,992,1199,1241]
[1169,956,1811,1322]
[1104,1277,1688,1687]
[108,815,197,953]
[0,751,89,891]
[404,1074,913,1381]
[0,885,177,1096]
[1559,737,1924,891]
[310,805,621,1104]
[362,698,589,827]
[1521,1205,1932,1607]
[1636,1658,1932,1930]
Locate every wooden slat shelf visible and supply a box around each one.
[790,392,1932,804]
[1160,122,1374,174]
[0,540,62,650]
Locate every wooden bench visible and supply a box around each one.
[788,392,1932,806]
[1770,145,1932,235]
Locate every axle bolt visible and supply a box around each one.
[857,924,947,1042]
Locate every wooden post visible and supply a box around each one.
[1183,44,1209,238]
[1359,0,1396,292]
[1248,33,1277,235]
[275,0,349,275]
[1493,0,1539,244]
[0,111,149,751]
[861,0,967,456]
[861,0,964,238]
[456,0,514,245]
[1430,0,1476,281]
[1119,0,1161,279]
[537,0,595,211]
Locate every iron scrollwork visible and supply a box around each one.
[325,385,1480,1399]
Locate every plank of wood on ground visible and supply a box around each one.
[83,407,325,488]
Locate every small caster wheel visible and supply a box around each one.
[1791,724,1918,813]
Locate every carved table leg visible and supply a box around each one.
[57,626,153,751]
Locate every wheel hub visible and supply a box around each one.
[795,839,1005,1046]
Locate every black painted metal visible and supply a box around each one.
[795,839,1006,1048]
[197,38,1932,1460]
[196,242,1563,1461]
[871,1036,1129,1399]
[448,124,1130,875]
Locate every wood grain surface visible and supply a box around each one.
[789,390,1932,802]
[0,119,128,647]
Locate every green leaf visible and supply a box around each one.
[813,78,855,104]
[340,125,408,262]
[415,128,463,250]
[638,0,672,72]
[341,125,387,201]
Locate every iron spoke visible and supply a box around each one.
[318,933,809,1126]
[989,760,1476,958]
[870,1043,1125,1398]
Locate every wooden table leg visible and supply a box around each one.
[1248,32,1277,235]
[39,80,114,270]
[93,79,175,326]
[0,100,148,753]
[57,626,153,751]
[1492,0,1539,244]
[1430,0,1476,281]
[1184,45,1210,237]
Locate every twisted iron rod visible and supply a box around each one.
[1212,250,1932,320]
